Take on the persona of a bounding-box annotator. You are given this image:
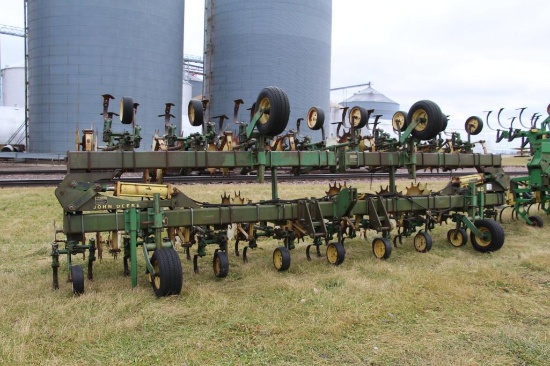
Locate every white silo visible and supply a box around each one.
[1,62,25,108]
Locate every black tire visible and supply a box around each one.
[372,237,392,259]
[120,96,134,124]
[470,219,505,252]
[447,228,467,247]
[413,232,432,253]
[255,86,290,136]
[306,106,325,130]
[71,265,85,295]
[150,248,183,297]
[349,106,369,129]
[326,242,345,265]
[528,215,543,227]
[273,246,291,271]
[406,100,444,140]
[392,111,407,132]
[188,99,204,127]
[213,251,229,278]
[465,116,483,135]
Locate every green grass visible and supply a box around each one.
[0,181,549,365]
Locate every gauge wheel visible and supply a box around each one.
[528,215,543,227]
[307,106,325,130]
[213,251,229,278]
[372,237,392,259]
[470,219,505,252]
[255,86,290,136]
[71,265,85,295]
[406,100,444,140]
[149,248,183,297]
[273,246,291,271]
[547,103,550,116]
[465,116,483,135]
[413,232,432,253]
[447,228,468,247]
[326,242,346,266]
[120,96,134,124]
[349,106,369,129]
[392,111,407,132]
[188,99,204,127]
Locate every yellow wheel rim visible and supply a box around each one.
[411,109,428,132]
[188,103,196,123]
[466,117,479,133]
[307,108,318,129]
[449,230,463,247]
[373,239,386,258]
[326,244,338,264]
[392,111,406,131]
[476,227,492,247]
[258,97,271,125]
[273,249,283,270]
[414,235,426,251]
[349,107,362,127]
[153,260,160,289]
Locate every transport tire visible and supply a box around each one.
[255,86,290,136]
[406,100,444,140]
[150,248,183,297]
[470,219,505,252]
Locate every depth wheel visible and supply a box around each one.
[413,232,432,253]
[306,106,325,130]
[188,99,204,127]
[528,215,543,227]
[407,100,444,140]
[119,96,134,124]
[447,228,467,247]
[465,116,483,135]
[255,86,290,136]
[273,246,291,271]
[149,248,183,297]
[349,106,369,129]
[392,111,407,132]
[213,251,229,278]
[326,242,345,265]
[470,219,505,252]
[71,265,85,295]
[372,237,392,259]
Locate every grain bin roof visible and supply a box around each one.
[342,85,398,105]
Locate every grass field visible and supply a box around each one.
[0,180,549,365]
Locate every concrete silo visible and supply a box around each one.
[27,0,185,153]
[203,0,332,139]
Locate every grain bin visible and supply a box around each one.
[27,0,185,153]
[203,0,332,139]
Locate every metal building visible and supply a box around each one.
[27,0,185,153]
[203,0,332,139]
[340,84,400,122]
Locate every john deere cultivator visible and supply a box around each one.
[56,87,511,296]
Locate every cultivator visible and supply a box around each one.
[54,86,524,296]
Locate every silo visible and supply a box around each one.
[341,85,400,121]
[203,0,332,139]
[27,0,185,153]
[1,62,25,108]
